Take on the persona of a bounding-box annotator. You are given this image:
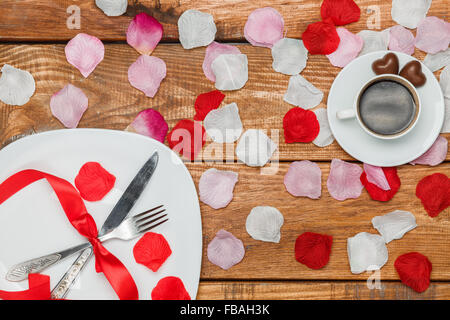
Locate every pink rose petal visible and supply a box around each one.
[327,27,363,68]
[207,229,245,270]
[65,33,105,78]
[199,168,238,209]
[415,17,450,54]
[244,7,284,48]
[203,42,241,82]
[128,55,166,98]
[126,13,163,55]
[327,159,363,201]
[284,161,322,199]
[410,136,448,166]
[50,84,88,128]
[389,25,415,55]
[363,163,391,191]
[126,108,168,143]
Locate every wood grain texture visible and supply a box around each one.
[197,281,450,299]
[0,44,448,161]
[0,0,447,41]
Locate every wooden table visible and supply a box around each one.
[1,0,449,300]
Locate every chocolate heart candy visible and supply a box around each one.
[399,61,426,87]
[372,53,400,75]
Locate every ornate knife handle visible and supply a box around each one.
[6,242,92,282]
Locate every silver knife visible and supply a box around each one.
[6,151,159,282]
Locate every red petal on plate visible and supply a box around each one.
[194,90,225,121]
[283,107,320,143]
[320,0,361,26]
[360,167,401,202]
[151,276,191,300]
[65,33,105,78]
[133,232,172,272]
[128,55,167,98]
[302,19,340,55]
[416,173,450,217]
[168,119,206,160]
[395,252,432,293]
[126,13,163,55]
[126,108,168,143]
[74,162,116,202]
[295,232,333,270]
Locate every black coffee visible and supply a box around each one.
[359,80,416,136]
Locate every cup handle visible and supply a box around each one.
[336,108,356,120]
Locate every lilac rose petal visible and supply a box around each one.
[126,13,163,55]
[284,160,322,199]
[415,17,450,54]
[203,42,241,82]
[50,84,88,128]
[128,55,166,98]
[244,7,284,48]
[65,33,105,78]
[126,108,168,143]
[327,27,363,68]
[199,168,238,209]
[389,25,415,55]
[207,229,245,270]
[363,163,391,191]
[327,159,363,201]
[410,136,448,166]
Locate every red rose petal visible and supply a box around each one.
[283,107,320,143]
[133,232,172,272]
[360,167,401,202]
[394,252,432,293]
[295,232,333,269]
[302,19,340,55]
[74,162,115,202]
[194,90,225,121]
[168,119,206,160]
[321,0,361,26]
[416,173,450,218]
[151,276,191,300]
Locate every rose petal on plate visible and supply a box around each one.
[128,55,166,98]
[168,119,206,160]
[327,159,363,201]
[363,163,391,191]
[204,102,243,143]
[326,27,363,68]
[126,108,168,143]
[65,33,104,78]
[372,210,417,244]
[246,206,284,243]
[391,0,432,29]
[207,229,245,270]
[443,98,450,133]
[178,9,217,50]
[212,54,249,91]
[410,136,448,166]
[284,75,324,109]
[416,173,450,217]
[423,47,450,72]
[388,25,415,55]
[312,108,334,147]
[395,252,432,293]
[151,276,191,300]
[271,38,308,75]
[295,232,333,269]
[440,65,450,99]
[320,0,360,26]
[133,232,172,272]
[284,160,322,199]
[126,13,163,55]
[199,168,238,209]
[50,84,88,128]
[244,7,284,48]
[74,162,116,202]
[235,129,277,167]
[357,29,390,57]
[415,17,450,54]
[347,232,388,274]
[0,64,35,106]
[302,19,340,55]
[95,0,127,17]
[203,42,241,82]
[194,90,225,121]
[360,167,401,202]
[283,107,320,143]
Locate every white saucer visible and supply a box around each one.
[0,129,202,300]
[327,51,445,167]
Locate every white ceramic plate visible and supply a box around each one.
[328,51,445,166]
[0,129,202,300]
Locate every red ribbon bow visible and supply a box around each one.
[0,169,139,300]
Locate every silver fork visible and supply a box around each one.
[6,205,168,282]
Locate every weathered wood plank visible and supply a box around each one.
[185,162,450,281]
[1,44,448,161]
[0,0,447,42]
[197,281,450,299]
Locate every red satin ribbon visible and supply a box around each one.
[0,169,138,300]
